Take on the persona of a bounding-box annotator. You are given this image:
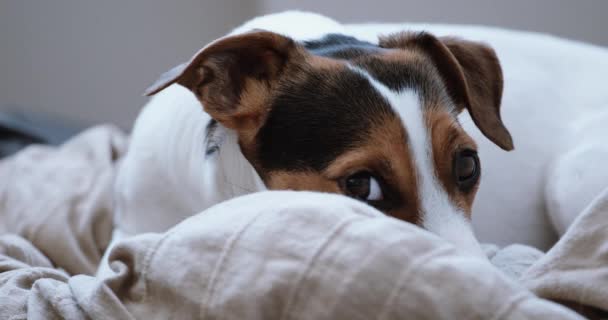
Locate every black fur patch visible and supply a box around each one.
[205,119,221,156]
[256,33,452,172]
[257,67,396,171]
[304,34,384,60]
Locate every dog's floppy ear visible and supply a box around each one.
[144,30,302,132]
[380,32,513,151]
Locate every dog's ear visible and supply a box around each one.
[144,30,303,133]
[380,32,513,151]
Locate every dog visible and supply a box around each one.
[97,12,512,277]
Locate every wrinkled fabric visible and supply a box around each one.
[522,186,608,316]
[0,125,127,275]
[1,191,583,320]
[0,123,603,319]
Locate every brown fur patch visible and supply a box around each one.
[225,79,271,130]
[425,108,478,216]
[377,49,423,64]
[323,114,422,224]
[379,32,512,151]
[307,54,346,70]
[229,79,273,160]
[197,43,307,133]
[265,171,341,193]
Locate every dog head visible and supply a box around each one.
[145,30,512,249]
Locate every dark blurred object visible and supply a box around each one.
[0,110,85,158]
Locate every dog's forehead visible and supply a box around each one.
[258,63,397,171]
[256,33,456,172]
[303,33,451,103]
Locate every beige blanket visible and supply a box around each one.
[0,126,606,319]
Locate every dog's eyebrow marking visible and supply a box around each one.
[205,119,221,156]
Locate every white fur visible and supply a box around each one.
[545,108,608,234]
[114,85,265,236]
[352,68,485,257]
[97,85,266,277]
[229,11,345,41]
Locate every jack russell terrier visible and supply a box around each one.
[98,12,513,276]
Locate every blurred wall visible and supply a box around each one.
[1,1,607,129]
[258,0,608,47]
[0,1,255,129]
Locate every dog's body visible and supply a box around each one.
[98,12,515,276]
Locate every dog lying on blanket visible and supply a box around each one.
[98,12,513,276]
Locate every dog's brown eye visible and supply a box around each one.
[453,150,480,190]
[343,172,383,201]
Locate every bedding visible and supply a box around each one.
[1,125,606,319]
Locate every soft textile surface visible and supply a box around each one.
[522,186,608,317]
[0,126,605,319]
[0,125,127,275]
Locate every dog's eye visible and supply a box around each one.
[344,172,383,201]
[453,149,480,190]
